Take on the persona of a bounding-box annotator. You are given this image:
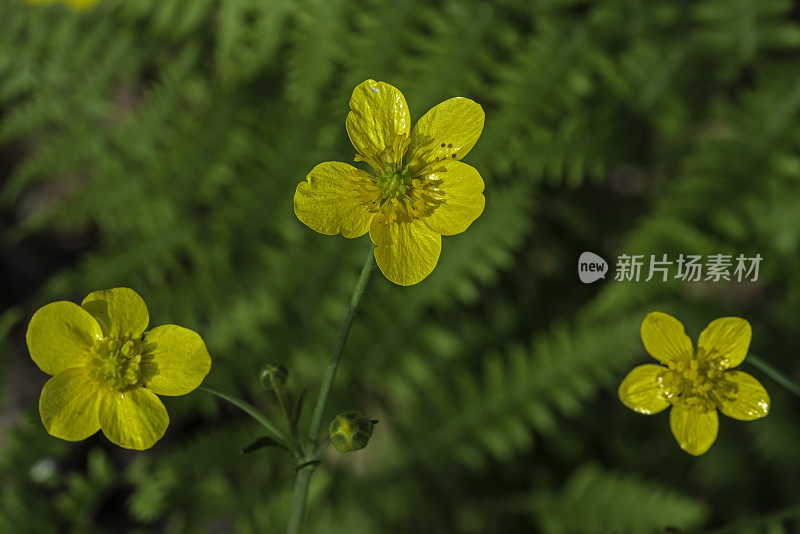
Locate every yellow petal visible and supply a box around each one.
[618,364,670,415]
[419,160,485,236]
[99,388,168,450]
[294,162,377,238]
[715,370,769,421]
[39,367,102,441]
[697,317,751,369]
[144,325,211,396]
[346,80,410,165]
[669,402,718,455]
[27,301,101,375]
[81,287,149,339]
[640,312,693,365]
[370,214,441,286]
[407,97,484,166]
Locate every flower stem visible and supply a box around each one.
[201,385,290,445]
[747,355,800,399]
[287,467,314,533]
[276,388,304,458]
[286,242,376,534]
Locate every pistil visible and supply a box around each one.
[377,169,414,201]
[89,336,148,392]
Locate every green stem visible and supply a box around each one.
[312,435,332,458]
[306,242,377,449]
[201,385,289,445]
[276,388,303,458]
[287,468,314,534]
[747,355,800,399]
[286,242,376,534]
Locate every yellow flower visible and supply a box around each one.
[27,288,211,450]
[619,312,769,455]
[27,0,100,11]
[294,79,486,286]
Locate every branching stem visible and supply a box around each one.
[286,242,376,534]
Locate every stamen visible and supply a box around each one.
[661,352,726,410]
[89,336,150,392]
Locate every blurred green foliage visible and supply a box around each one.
[2,0,800,532]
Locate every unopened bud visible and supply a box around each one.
[329,411,374,452]
[259,363,288,391]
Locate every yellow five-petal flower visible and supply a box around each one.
[27,288,211,450]
[619,312,769,455]
[294,79,486,286]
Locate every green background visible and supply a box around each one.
[2,0,800,532]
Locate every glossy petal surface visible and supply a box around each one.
[370,215,441,286]
[420,160,485,236]
[618,364,670,415]
[145,325,211,396]
[716,370,769,421]
[100,388,169,450]
[640,312,693,365]
[698,317,751,369]
[669,403,718,456]
[346,79,410,162]
[27,301,101,375]
[294,162,377,238]
[39,367,102,441]
[81,287,150,339]
[407,97,484,165]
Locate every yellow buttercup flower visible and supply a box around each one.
[619,312,769,455]
[27,288,211,450]
[294,79,486,286]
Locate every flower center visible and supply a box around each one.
[89,337,150,392]
[659,351,732,410]
[377,168,414,201]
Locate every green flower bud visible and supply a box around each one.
[259,363,288,391]
[329,411,374,453]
